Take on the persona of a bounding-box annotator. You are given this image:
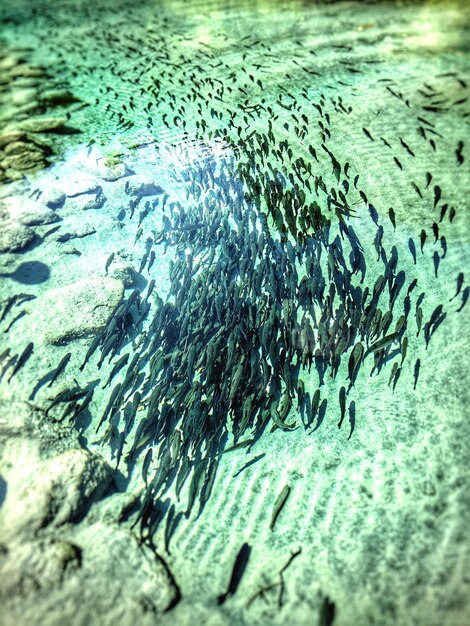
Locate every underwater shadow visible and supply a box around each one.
[0,261,50,284]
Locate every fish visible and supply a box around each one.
[393,157,402,170]
[416,307,423,336]
[96,382,122,433]
[103,353,130,388]
[347,400,356,439]
[233,453,266,478]
[413,358,421,390]
[411,182,423,198]
[388,207,396,230]
[270,399,296,430]
[224,438,255,454]
[105,252,115,275]
[338,386,346,429]
[270,484,291,530]
[364,332,400,358]
[79,332,103,371]
[449,272,464,301]
[400,336,408,364]
[47,352,71,387]
[399,137,415,156]
[142,447,153,485]
[348,342,364,384]
[8,342,33,383]
[217,542,251,605]
[433,185,441,208]
[0,293,36,323]
[419,229,426,253]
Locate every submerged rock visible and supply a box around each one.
[80,191,107,210]
[0,523,179,626]
[18,116,67,133]
[0,449,112,541]
[0,539,82,597]
[66,178,101,198]
[36,277,124,345]
[0,220,38,253]
[0,131,26,148]
[42,187,66,209]
[1,196,60,226]
[124,175,164,197]
[1,150,46,173]
[56,223,96,242]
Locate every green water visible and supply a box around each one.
[0,1,469,626]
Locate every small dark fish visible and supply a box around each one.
[367,204,379,225]
[439,204,448,222]
[380,136,392,149]
[4,310,26,332]
[400,336,408,365]
[364,332,399,358]
[411,182,423,198]
[105,252,115,275]
[433,185,441,208]
[408,238,416,264]
[102,353,130,388]
[416,306,423,336]
[79,332,103,371]
[419,229,426,253]
[338,386,346,429]
[8,341,33,383]
[388,207,396,231]
[348,342,364,385]
[413,358,421,390]
[425,172,432,189]
[429,304,443,328]
[145,279,156,303]
[142,447,153,485]
[270,484,291,530]
[449,272,464,301]
[347,400,356,440]
[134,227,143,245]
[406,278,418,296]
[1,293,36,323]
[224,438,255,454]
[147,250,156,272]
[362,127,374,141]
[233,453,266,478]
[48,352,71,387]
[393,156,403,170]
[217,542,251,605]
[449,207,456,223]
[399,137,415,156]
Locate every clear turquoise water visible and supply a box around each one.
[0,2,469,625]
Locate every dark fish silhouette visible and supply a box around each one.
[217,542,251,605]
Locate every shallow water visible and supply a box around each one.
[0,1,469,626]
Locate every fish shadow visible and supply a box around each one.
[0,261,50,285]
